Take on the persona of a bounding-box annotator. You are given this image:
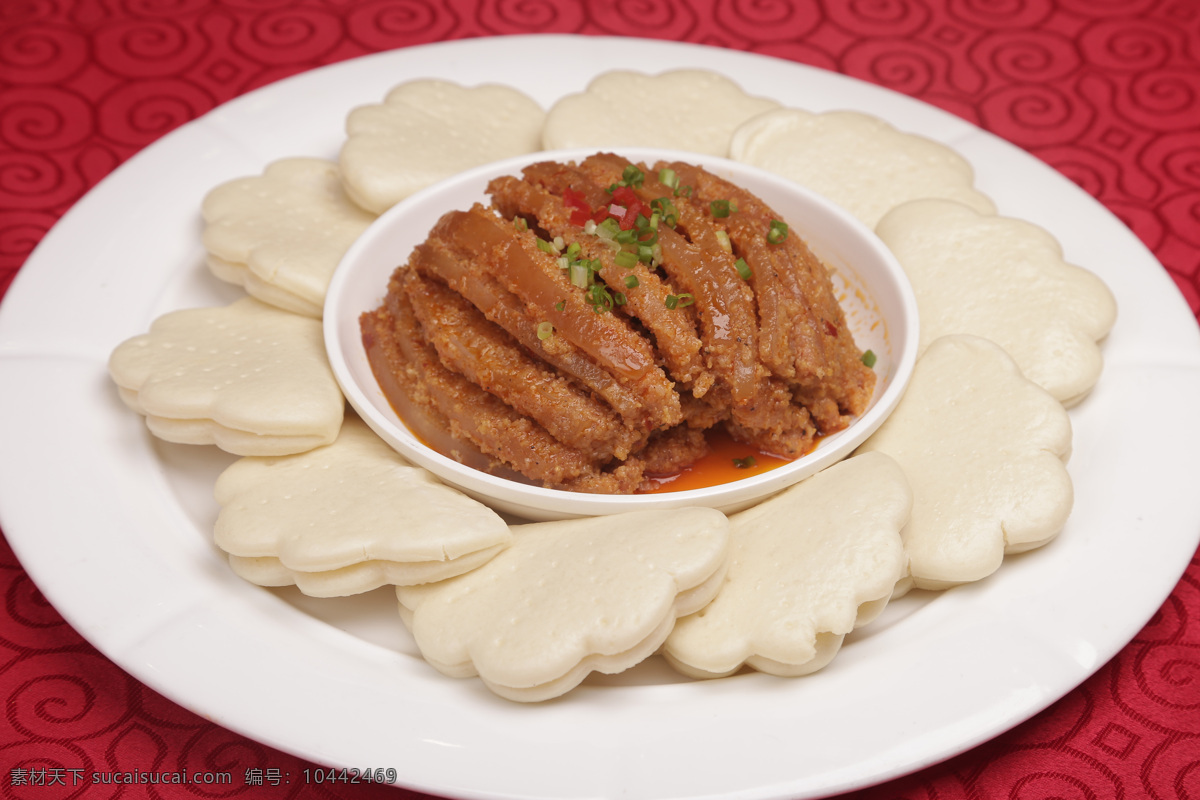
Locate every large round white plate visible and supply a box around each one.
[1,36,1198,800]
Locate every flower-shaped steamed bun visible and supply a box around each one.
[876,199,1117,406]
[730,109,995,229]
[396,508,731,702]
[542,69,780,156]
[663,452,911,680]
[214,417,511,598]
[339,80,545,214]
[107,297,343,456]
[202,158,376,318]
[856,335,1074,591]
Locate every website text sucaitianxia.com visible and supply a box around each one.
[9,765,398,788]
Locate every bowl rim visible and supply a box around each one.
[324,146,919,518]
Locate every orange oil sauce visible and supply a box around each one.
[639,428,794,494]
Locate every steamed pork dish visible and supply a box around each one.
[361,153,876,493]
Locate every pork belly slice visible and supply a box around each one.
[428,205,682,431]
[580,154,844,445]
[409,236,653,429]
[667,161,876,422]
[361,307,516,479]
[402,268,639,462]
[577,155,786,433]
[496,165,712,392]
[576,155,758,398]
[374,290,603,488]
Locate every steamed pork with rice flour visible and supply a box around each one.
[362,154,876,493]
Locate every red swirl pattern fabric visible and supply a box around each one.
[1,1,1198,799]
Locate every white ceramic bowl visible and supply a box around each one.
[325,148,918,521]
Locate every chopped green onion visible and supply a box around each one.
[586,284,614,313]
[675,184,693,198]
[513,217,528,232]
[555,300,565,311]
[613,292,627,306]
[715,230,731,252]
[710,199,736,218]
[658,168,678,191]
[624,275,639,288]
[583,219,597,235]
[767,219,788,244]
[861,349,877,368]
[615,251,638,269]
[536,237,556,254]
[537,321,554,340]
[637,244,654,263]
[558,255,569,270]
[569,261,590,288]
[552,236,565,251]
[665,293,695,310]
[623,164,644,187]
[735,257,752,280]
[596,218,620,239]
[650,197,678,227]
[732,456,757,469]
[566,242,581,260]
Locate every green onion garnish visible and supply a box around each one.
[536,237,556,254]
[514,217,528,232]
[675,184,693,198]
[735,258,752,280]
[596,218,620,239]
[650,197,678,227]
[861,350,877,368]
[622,164,644,188]
[732,456,757,469]
[767,219,788,244]
[710,199,737,218]
[624,275,639,288]
[569,261,590,288]
[665,293,695,310]
[658,168,678,191]
[566,242,581,260]
[537,322,554,340]
[613,292,627,306]
[715,230,731,252]
[586,284,614,313]
[555,301,565,311]
[615,251,638,269]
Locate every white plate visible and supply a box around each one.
[2,35,1199,800]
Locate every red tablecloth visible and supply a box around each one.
[2,2,1198,798]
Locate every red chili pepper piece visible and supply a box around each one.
[563,187,592,227]
[609,186,645,230]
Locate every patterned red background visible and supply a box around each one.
[1,1,1198,798]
